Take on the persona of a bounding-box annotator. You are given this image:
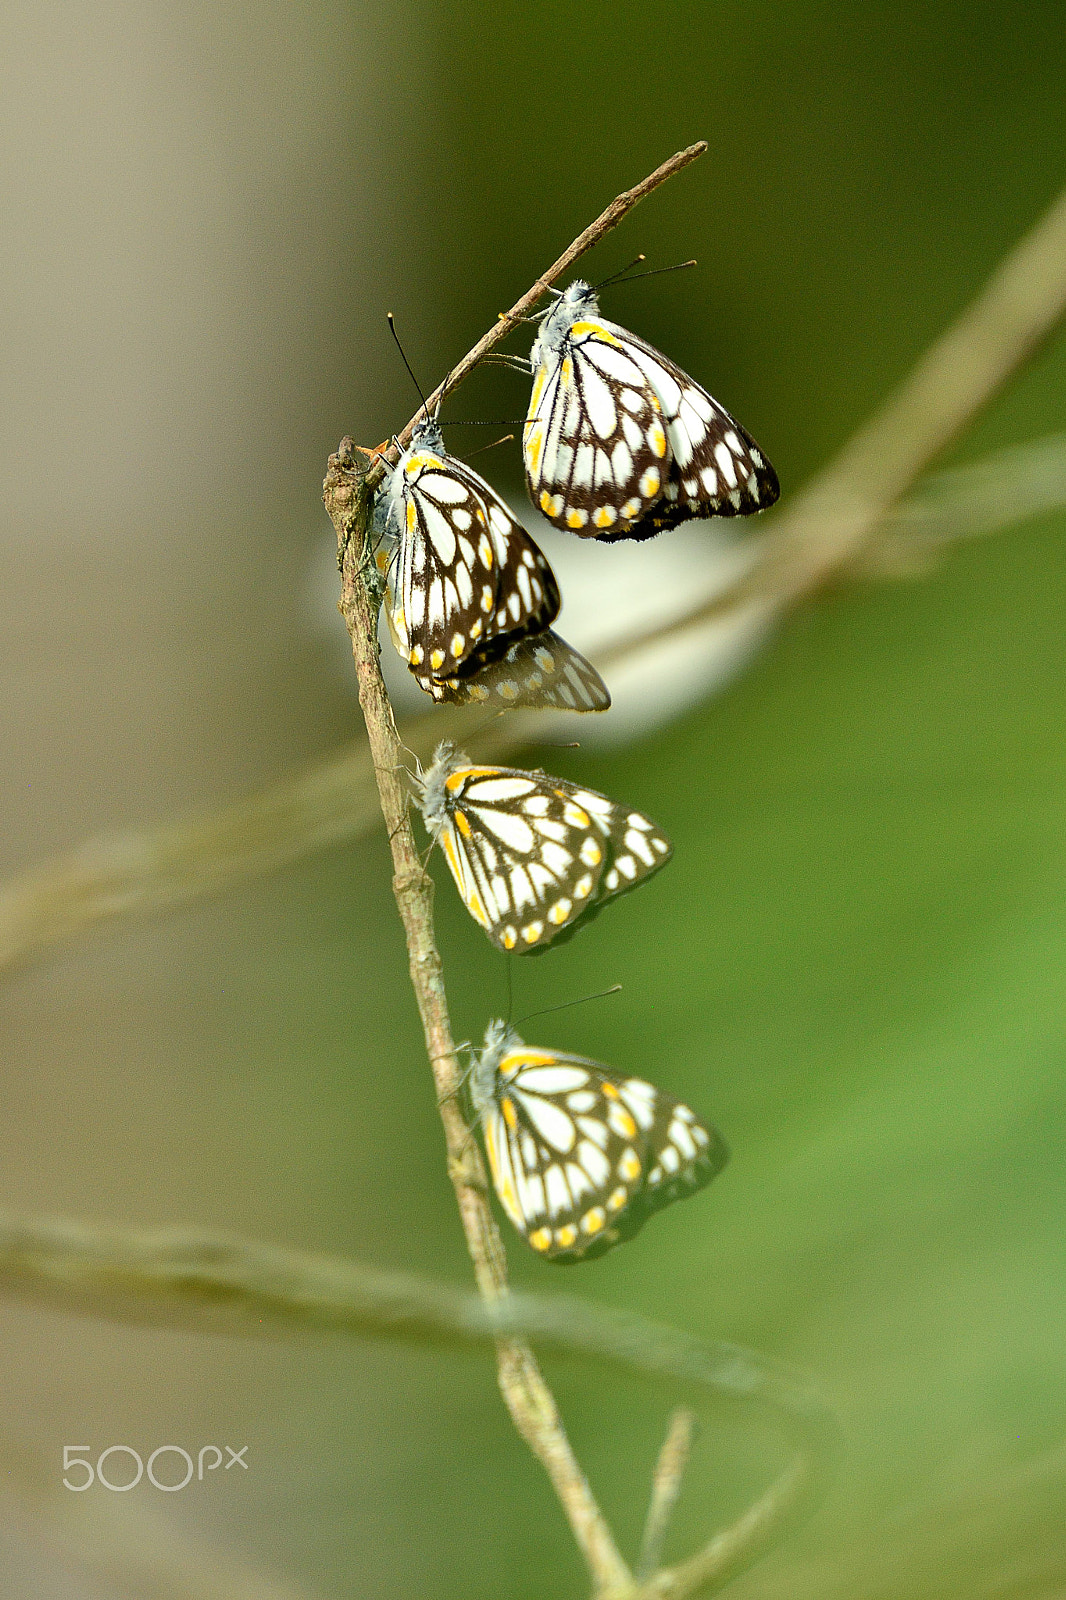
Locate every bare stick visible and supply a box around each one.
[638,1408,698,1580]
[378,141,707,467]
[324,441,633,1599]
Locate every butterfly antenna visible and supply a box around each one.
[387,312,431,422]
[441,416,524,426]
[593,254,647,291]
[457,432,516,463]
[515,984,622,1029]
[608,259,698,290]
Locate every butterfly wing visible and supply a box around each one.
[600,318,779,530]
[427,629,610,712]
[525,319,672,539]
[483,1044,727,1262]
[386,449,559,681]
[426,764,671,953]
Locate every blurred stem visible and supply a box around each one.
[0,1208,838,1600]
[638,1408,698,1580]
[324,442,634,1599]
[3,421,1063,982]
[669,174,1066,636]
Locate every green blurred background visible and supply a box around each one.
[1,1,1065,1595]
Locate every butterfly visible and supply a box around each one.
[416,742,671,952]
[373,414,560,691]
[422,628,611,712]
[523,279,779,541]
[469,1020,728,1261]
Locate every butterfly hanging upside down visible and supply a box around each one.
[524,278,779,541]
[416,742,672,953]
[469,1020,728,1261]
[372,415,609,709]
[373,413,558,685]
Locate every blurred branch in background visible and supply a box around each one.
[4,413,1066,977]
[2,177,1066,976]
[730,1445,1066,1600]
[0,1210,837,1600]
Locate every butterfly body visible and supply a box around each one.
[375,416,560,692]
[524,280,779,541]
[417,742,671,952]
[470,1021,728,1261]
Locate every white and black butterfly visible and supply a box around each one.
[523,279,779,541]
[374,415,560,690]
[422,628,610,712]
[416,742,671,952]
[469,1020,728,1262]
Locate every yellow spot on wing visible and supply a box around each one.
[571,320,620,346]
[455,810,472,838]
[529,1227,552,1252]
[442,833,462,876]
[508,1050,560,1069]
[501,1096,518,1130]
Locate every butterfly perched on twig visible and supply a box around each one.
[373,414,560,695]
[523,278,779,541]
[469,1020,727,1261]
[416,742,671,952]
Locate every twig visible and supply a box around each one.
[856,429,1066,574]
[325,444,632,1598]
[379,141,708,469]
[639,1409,698,1581]
[0,1207,837,1600]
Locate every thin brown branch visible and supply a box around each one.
[379,141,708,469]
[324,441,633,1599]
[639,1409,698,1581]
